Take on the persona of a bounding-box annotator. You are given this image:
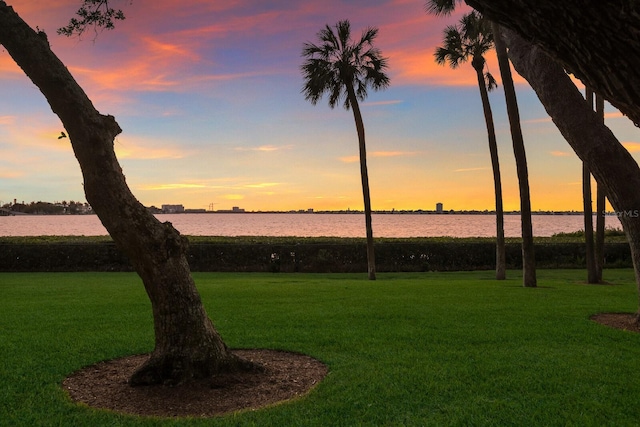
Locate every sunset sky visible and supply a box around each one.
[1,0,639,212]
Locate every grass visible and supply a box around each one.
[1,270,640,426]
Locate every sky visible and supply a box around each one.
[1,1,639,212]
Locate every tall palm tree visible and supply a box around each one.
[491,23,536,287]
[301,20,390,280]
[594,94,606,281]
[426,0,537,287]
[583,87,598,283]
[434,12,506,280]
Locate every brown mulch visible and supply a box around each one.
[63,349,328,418]
[591,312,640,333]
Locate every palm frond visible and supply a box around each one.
[485,72,498,92]
[424,0,463,16]
[435,12,494,70]
[300,19,390,110]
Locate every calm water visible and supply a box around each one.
[0,213,622,238]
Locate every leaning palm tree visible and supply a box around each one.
[434,11,506,280]
[426,0,536,287]
[301,20,390,280]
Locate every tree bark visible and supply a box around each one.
[583,88,598,284]
[0,1,254,385]
[582,161,598,283]
[347,85,376,280]
[472,57,506,280]
[466,0,640,127]
[492,22,536,287]
[502,28,640,318]
[595,94,606,282]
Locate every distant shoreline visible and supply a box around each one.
[2,210,608,216]
[171,210,595,216]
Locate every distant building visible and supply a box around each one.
[161,204,185,213]
[218,206,246,213]
[436,202,443,213]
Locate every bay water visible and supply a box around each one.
[0,213,621,238]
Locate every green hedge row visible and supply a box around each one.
[0,241,632,272]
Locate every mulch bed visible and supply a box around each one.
[590,312,640,333]
[63,349,328,418]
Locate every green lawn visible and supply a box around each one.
[1,270,639,426]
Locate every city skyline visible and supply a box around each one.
[1,1,639,212]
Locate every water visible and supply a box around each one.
[0,213,622,238]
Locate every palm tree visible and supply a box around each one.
[301,20,390,280]
[594,94,606,281]
[426,0,537,287]
[491,23,536,287]
[434,12,506,280]
[583,87,598,283]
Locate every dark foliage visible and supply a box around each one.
[57,0,126,37]
[0,241,631,272]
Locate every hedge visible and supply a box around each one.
[0,241,632,272]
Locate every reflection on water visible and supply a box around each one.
[0,213,621,238]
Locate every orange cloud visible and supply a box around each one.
[605,111,624,119]
[372,151,416,158]
[68,34,200,93]
[340,151,417,163]
[0,169,25,179]
[389,48,476,87]
[141,183,207,190]
[244,183,280,189]
[622,142,640,152]
[550,151,572,157]
[0,56,23,77]
[114,137,187,159]
[454,167,488,172]
[524,117,553,124]
[235,145,294,152]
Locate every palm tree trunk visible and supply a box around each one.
[492,22,536,287]
[473,60,506,280]
[0,2,254,385]
[582,160,598,283]
[583,87,597,283]
[503,28,640,322]
[346,85,376,280]
[595,94,606,281]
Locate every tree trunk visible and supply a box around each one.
[502,28,640,319]
[347,85,376,280]
[582,159,598,284]
[0,1,255,385]
[583,88,598,283]
[492,22,536,287]
[595,94,606,282]
[473,57,506,280]
[466,0,640,127]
